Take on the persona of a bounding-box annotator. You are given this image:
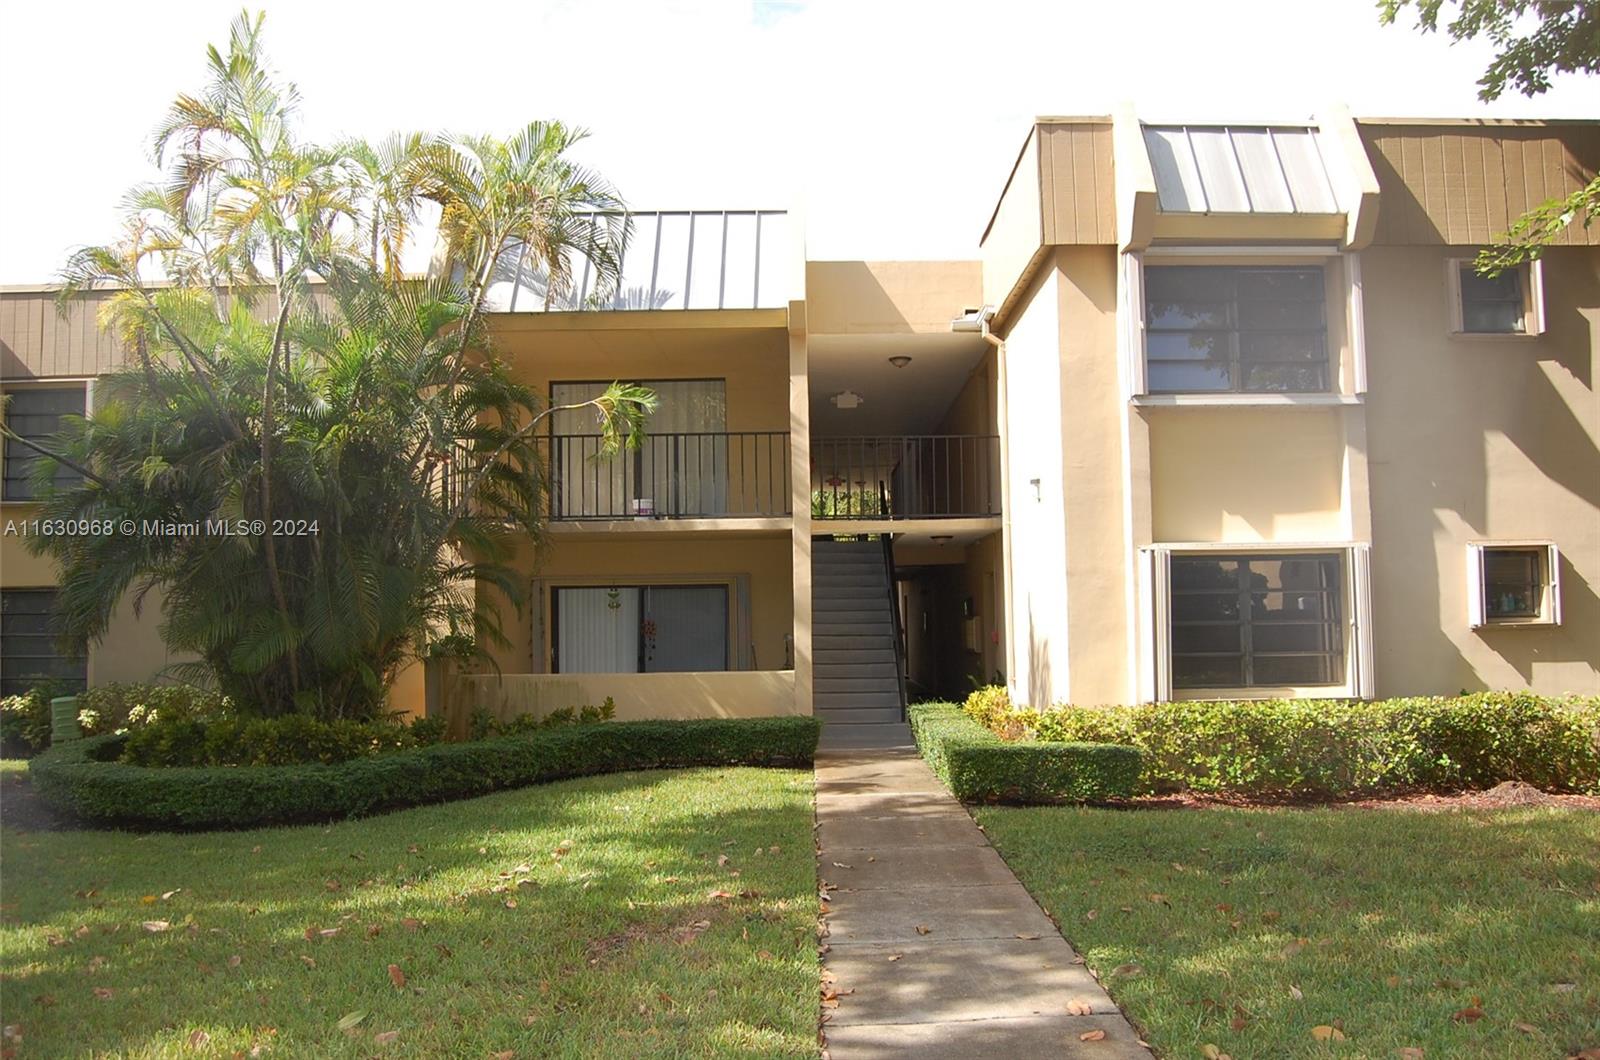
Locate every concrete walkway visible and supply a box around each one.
[816,748,1152,1059]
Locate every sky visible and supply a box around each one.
[1,0,1595,283]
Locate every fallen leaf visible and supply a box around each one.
[374,1030,400,1045]
[492,1052,514,1060]
[228,955,241,968]
[141,921,170,933]
[1085,909,1099,921]
[887,953,902,962]
[335,1011,368,1031]
[1512,1022,1537,1035]
[1550,982,1577,993]
[717,855,730,866]
[140,895,157,905]
[317,928,340,938]
[387,964,406,989]
[1110,962,1144,978]
[1452,1006,1486,1023]
[1310,1026,1346,1041]
[1230,1016,1248,1031]
[1281,939,1308,959]
[1385,975,1401,988]
[365,924,382,939]
[1147,893,1169,906]
[400,918,421,932]
[1015,933,1041,940]
[709,889,734,900]
[1201,1047,1233,1060]
[1066,997,1094,1015]
[161,890,181,901]
[299,955,316,968]
[832,862,853,869]
[915,925,931,935]
[1398,1049,1425,1059]
[93,987,114,1000]
[1289,984,1303,1000]
[187,1029,210,1049]
[1079,1029,1106,1041]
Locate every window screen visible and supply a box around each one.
[1170,553,1344,689]
[1458,266,1524,334]
[3,387,85,500]
[1145,266,1329,393]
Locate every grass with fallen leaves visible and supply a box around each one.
[0,766,818,1058]
[976,805,1600,1060]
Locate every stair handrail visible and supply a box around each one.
[879,532,909,719]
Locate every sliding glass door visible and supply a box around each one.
[553,584,729,673]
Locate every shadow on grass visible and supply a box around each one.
[976,805,1600,1060]
[1,767,820,1059]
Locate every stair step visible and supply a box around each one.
[815,706,904,725]
[814,662,898,681]
[813,627,894,642]
[812,647,897,665]
[817,721,913,750]
[815,692,904,710]
[814,582,889,597]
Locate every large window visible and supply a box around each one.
[3,386,85,501]
[1144,266,1329,393]
[1170,553,1344,690]
[0,589,87,697]
[552,584,729,673]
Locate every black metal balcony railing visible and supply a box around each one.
[811,436,1001,520]
[549,431,791,520]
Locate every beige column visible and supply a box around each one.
[788,301,813,715]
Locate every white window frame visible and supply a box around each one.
[1123,245,1366,403]
[1467,540,1561,629]
[1141,542,1374,702]
[1445,257,1545,338]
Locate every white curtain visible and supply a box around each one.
[556,588,640,673]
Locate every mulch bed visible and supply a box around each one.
[1114,780,1600,813]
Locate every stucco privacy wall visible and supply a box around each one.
[998,264,1070,707]
[477,534,794,678]
[1363,244,1600,695]
[457,670,799,726]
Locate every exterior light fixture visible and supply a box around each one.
[888,355,913,368]
[949,305,996,333]
[831,390,863,410]
[931,534,954,546]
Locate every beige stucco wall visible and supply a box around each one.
[1149,408,1348,543]
[1364,244,1600,695]
[804,261,982,336]
[478,532,794,680]
[1055,248,1133,706]
[998,262,1070,707]
[490,317,790,433]
[456,670,798,727]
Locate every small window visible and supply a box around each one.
[1468,542,1561,628]
[0,589,87,698]
[1447,259,1544,336]
[1169,552,1345,690]
[1144,265,1330,394]
[2,386,86,501]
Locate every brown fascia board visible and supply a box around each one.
[1356,116,1599,127]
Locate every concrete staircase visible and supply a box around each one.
[812,538,910,749]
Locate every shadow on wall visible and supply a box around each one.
[1369,247,1599,694]
[1026,602,1053,709]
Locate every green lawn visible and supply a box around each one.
[0,766,819,1058]
[977,805,1600,1060]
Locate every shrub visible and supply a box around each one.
[909,703,1142,804]
[1,683,64,757]
[76,683,230,736]
[407,715,448,745]
[962,685,1014,732]
[120,714,422,767]
[29,715,822,829]
[475,698,619,738]
[987,692,1600,798]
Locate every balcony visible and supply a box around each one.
[548,431,791,520]
[811,436,1001,520]
[485,210,793,313]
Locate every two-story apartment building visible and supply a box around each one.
[3,111,1596,748]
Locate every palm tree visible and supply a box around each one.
[17,12,653,720]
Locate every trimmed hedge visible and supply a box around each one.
[969,688,1600,798]
[908,703,1142,804]
[30,716,821,830]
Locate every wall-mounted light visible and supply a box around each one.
[931,534,954,546]
[888,355,913,368]
[831,390,863,409]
